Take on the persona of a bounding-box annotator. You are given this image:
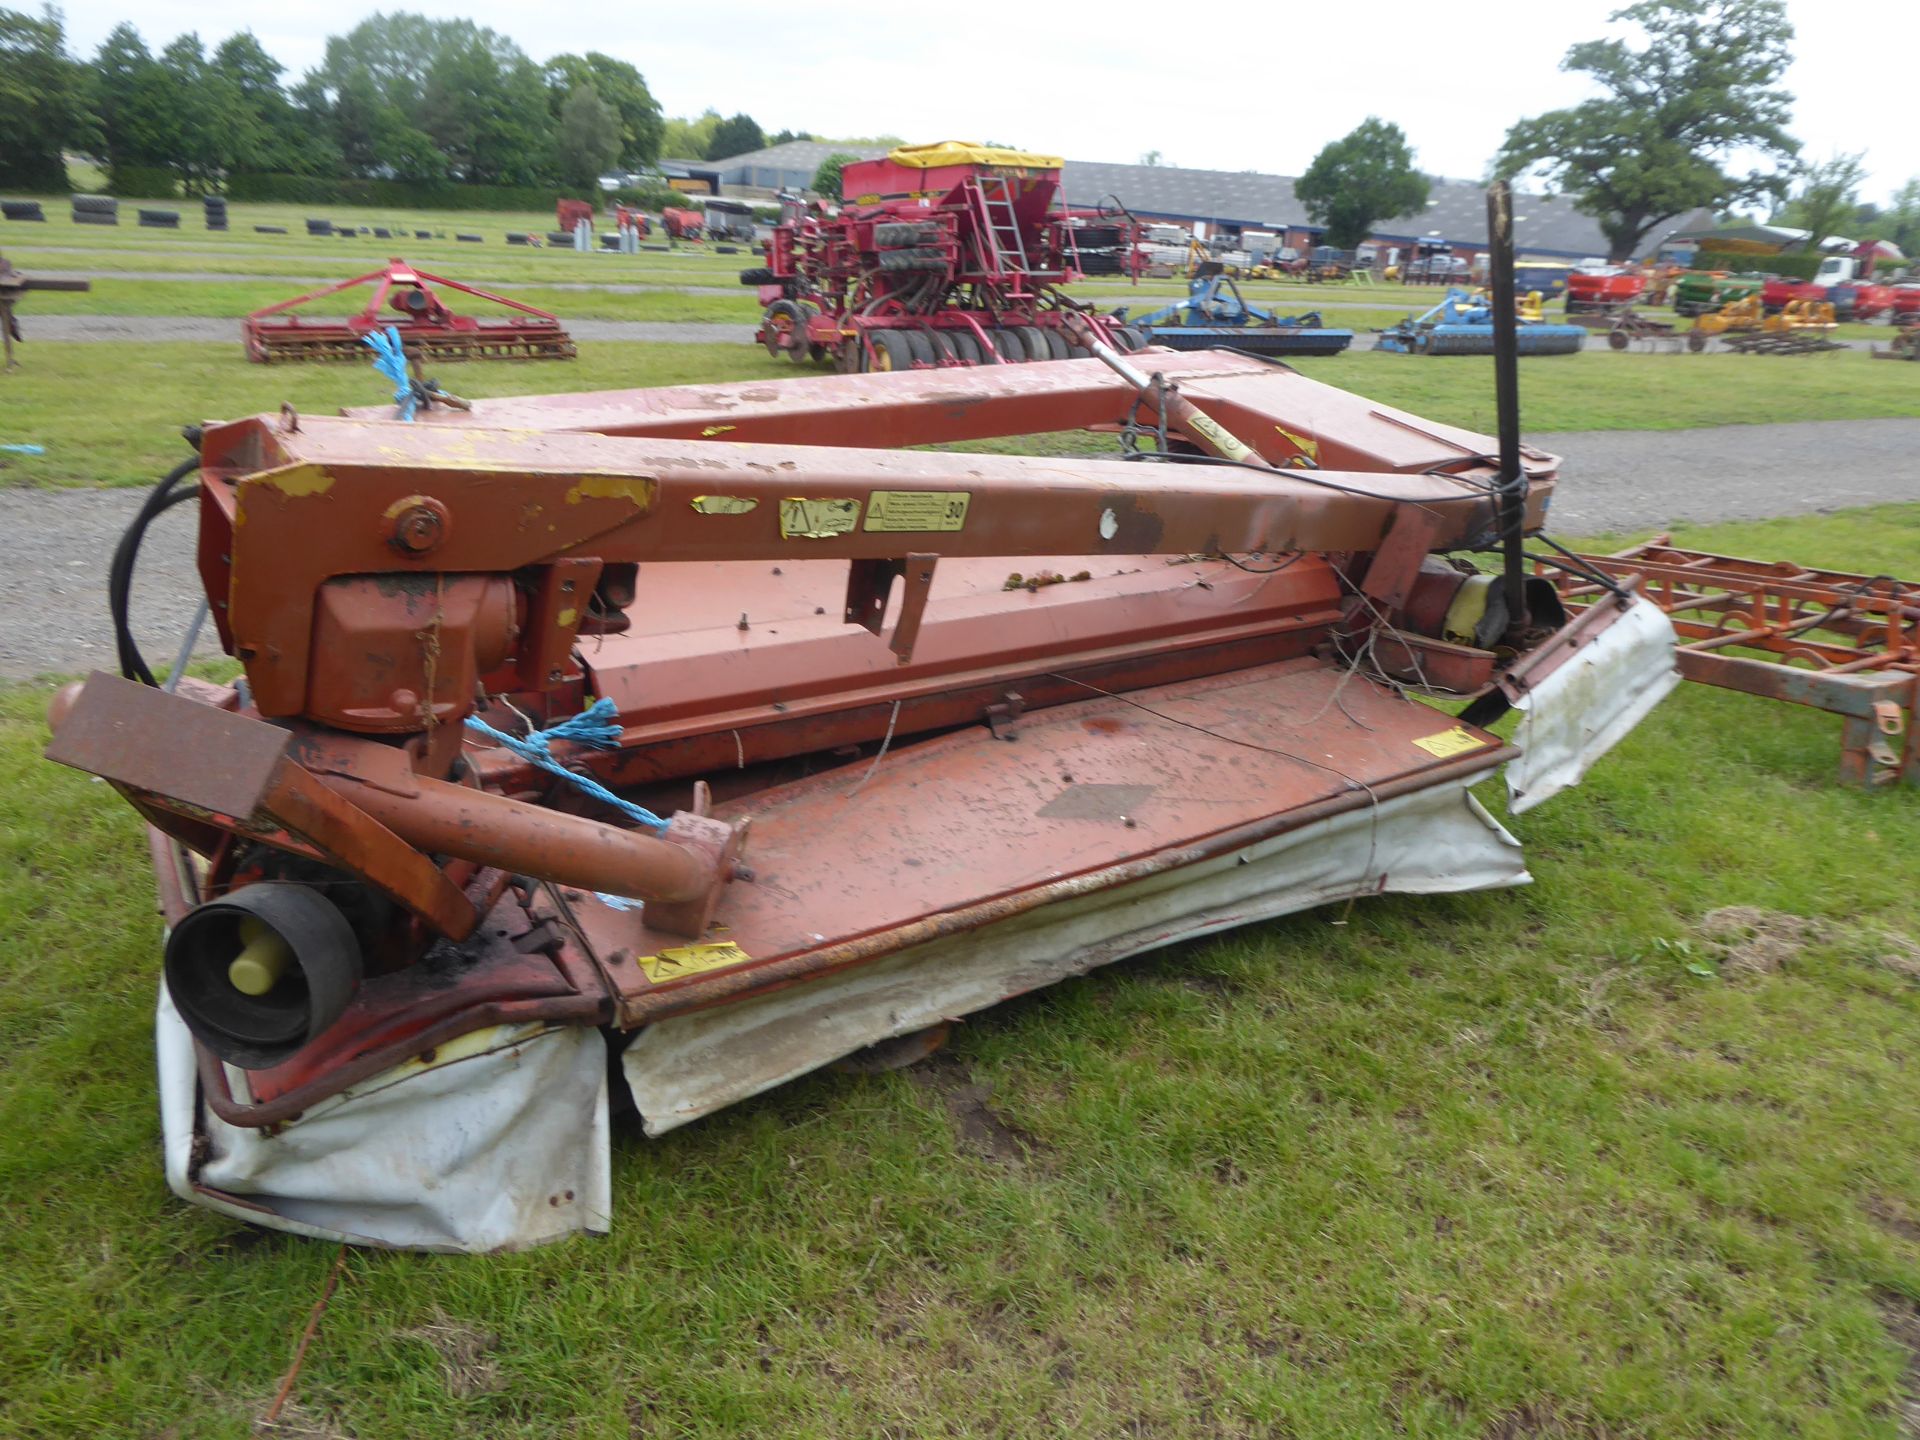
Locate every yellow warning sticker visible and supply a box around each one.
[863,490,971,533]
[699,424,737,437]
[690,495,758,515]
[1413,726,1490,758]
[1185,413,1255,463]
[780,497,862,539]
[638,941,752,984]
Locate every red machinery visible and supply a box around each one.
[1565,263,1646,315]
[47,331,1679,1250]
[1762,246,1895,319]
[556,197,595,232]
[661,206,704,240]
[742,141,1140,371]
[614,203,651,238]
[241,259,577,364]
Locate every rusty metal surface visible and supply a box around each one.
[344,350,1561,481]
[1555,542,1919,786]
[545,657,1515,1025]
[46,672,290,817]
[199,413,1544,725]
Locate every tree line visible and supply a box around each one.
[0,8,825,195]
[1276,0,1914,264]
[7,0,1916,260]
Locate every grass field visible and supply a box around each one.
[4,501,1920,1438]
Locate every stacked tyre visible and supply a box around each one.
[72,195,118,226]
[872,220,946,274]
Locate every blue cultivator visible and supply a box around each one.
[1120,264,1353,357]
[1374,288,1586,356]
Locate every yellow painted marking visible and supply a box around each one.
[864,490,971,533]
[700,424,737,437]
[557,607,577,628]
[1413,726,1490,759]
[254,463,333,498]
[690,495,759,516]
[565,475,658,507]
[1274,425,1320,461]
[639,941,752,984]
[779,497,861,539]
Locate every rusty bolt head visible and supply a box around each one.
[384,495,451,555]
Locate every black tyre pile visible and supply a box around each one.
[872,220,947,273]
[1069,224,1130,276]
[2,200,47,222]
[858,322,1146,371]
[72,195,118,225]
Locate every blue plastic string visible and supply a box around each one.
[464,697,668,833]
[362,324,417,420]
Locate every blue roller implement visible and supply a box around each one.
[1121,266,1354,358]
[1374,288,1586,356]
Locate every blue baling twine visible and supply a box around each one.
[464,697,669,833]
[363,324,417,420]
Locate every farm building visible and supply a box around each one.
[702,140,1713,263]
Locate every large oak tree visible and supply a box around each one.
[1495,0,1799,261]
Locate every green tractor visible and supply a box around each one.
[1672,270,1764,317]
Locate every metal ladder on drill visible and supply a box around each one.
[970,175,1033,296]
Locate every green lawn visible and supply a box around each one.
[4,503,1920,1438]
[23,277,758,323]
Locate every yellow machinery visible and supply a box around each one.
[1766,299,1837,333]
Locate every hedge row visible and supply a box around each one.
[1695,245,1824,281]
[225,173,571,210]
[105,164,183,199]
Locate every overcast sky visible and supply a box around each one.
[51,0,1918,207]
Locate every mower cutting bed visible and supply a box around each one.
[49,343,1679,1251]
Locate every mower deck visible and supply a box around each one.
[51,339,1681,1251]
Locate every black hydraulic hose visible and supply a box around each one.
[110,453,201,686]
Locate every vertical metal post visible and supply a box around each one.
[1486,182,1529,635]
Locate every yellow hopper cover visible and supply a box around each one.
[886,141,1063,171]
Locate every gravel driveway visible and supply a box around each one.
[3,418,1916,682]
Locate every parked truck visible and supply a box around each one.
[1761,249,1894,320]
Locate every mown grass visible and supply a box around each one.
[3,503,1920,1438]
[0,342,785,487]
[2,240,749,290]
[24,277,759,323]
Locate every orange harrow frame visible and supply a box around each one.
[241,258,576,364]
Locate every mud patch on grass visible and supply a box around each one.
[399,1315,500,1399]
[1876,931,1920,982]
[1867,1197,1920,1245]
[1698,906,1831,975]
[1480,1400,1603,1438]
[255,1400,357,1438]
[908,1053,1043,1166]
[1697,907,1920,983]
[1875,1292,1920,1439]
